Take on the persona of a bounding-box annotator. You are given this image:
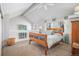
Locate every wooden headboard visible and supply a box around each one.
[47,28,63,30]
[47,28,64,35]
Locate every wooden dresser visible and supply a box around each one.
[72,43,79,56]
[72,21,79,56]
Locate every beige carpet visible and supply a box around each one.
[2,40,71,56]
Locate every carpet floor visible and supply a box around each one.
[2,40,71,56]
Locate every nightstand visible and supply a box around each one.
[7,38,15,46]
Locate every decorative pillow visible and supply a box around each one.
[55,30,61,32]
[45,30,52,35]
[54,33,63,36]
[51,30,55,35]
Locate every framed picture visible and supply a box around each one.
[18,25,27,30]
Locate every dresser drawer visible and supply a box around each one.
[72,48,79,56]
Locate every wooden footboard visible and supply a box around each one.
[29,32,48,55]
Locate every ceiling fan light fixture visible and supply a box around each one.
[38,3,56,10]
[47,3,56,6]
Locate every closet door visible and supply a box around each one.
[72,21,79,43]
[0,14,1,56]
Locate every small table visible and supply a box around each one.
[7,38,15,46]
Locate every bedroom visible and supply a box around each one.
[0,3,79,56]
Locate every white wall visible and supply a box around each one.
[0,13,2,55]
[2,16,32,46]
[8,16,31,42]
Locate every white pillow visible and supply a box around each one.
[54,33,62,36]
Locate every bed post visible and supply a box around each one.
[45,47,48,56]
[29,32,32,44]
[45,34,48,56]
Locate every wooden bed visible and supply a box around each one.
[29,28,63,55]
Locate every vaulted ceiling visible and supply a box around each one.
[0,3,33,19]
[0,3,79,25]
[23,3,79,25]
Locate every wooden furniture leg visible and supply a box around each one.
[45,47,48,56]
[29,40,31,44]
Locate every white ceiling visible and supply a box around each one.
[23,3,79,25]
[0,3,79,25]
[0,3,33,18]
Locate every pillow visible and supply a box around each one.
[55,30,61,32]
[45,30,52,35]
[59,32,63,35]
[54,33,63,36]
[51,30,55,35]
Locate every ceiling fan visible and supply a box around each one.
[38,3,55,10]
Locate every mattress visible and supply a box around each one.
[47,34,63,48]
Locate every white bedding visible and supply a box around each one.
[47,34,63,48]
